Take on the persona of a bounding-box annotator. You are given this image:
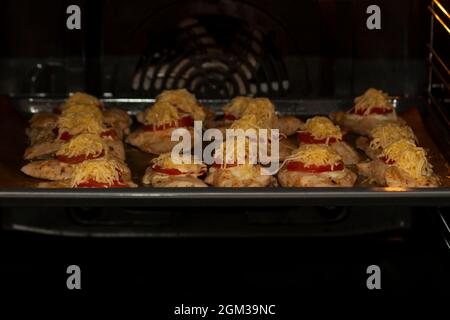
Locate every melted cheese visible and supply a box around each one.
[71,158,127,187]
[230,114,261,131]
[369,123,416,150]
[302,116,342,141]
[144,101,181,126]
[353,88,394,115]
[56,133,107,158]
[61,92,101,110]
[61,103,103,121]
[381,139,433,178]
[57,112,104,136]
[151,153,206,175]
[284,144,342,168]
[156,89,205,120]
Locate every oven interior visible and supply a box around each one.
[0,1,449,293]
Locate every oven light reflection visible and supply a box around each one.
[384,187,408,192]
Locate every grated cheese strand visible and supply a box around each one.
[283,144,342,169]
[71,158,127,187]
[144,101,181,126]
[61,92,101,110]
[353,88,394,115]
[56,133,107,158]
[151,153,206,175]
[61,103,103,121]
[302,116,342,141]
[369,123,417,150]
[155,89,205,121]
[57,112,105,136]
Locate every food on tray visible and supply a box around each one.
[276,115,304,136]
[277,144,357,187]
[127,100,194,154]
[357,139,439,187]
[136,89,206,124]
[355,122,417,160]
[297,116,359,165]
[59,92,103,112]
[142,153,207,187]
[330,88,403,135]
[22,133,125,180]
[37,158,137,188]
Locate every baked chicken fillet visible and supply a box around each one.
[142,153,207,187]
[330,88,403,135]
[277,144,357,187]
[356,139,439,187]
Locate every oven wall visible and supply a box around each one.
[0,0,429,98]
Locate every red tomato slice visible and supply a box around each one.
[349,107,393,116]
[224,113,238,121]
[152,165,185,175]
[101,128,118,139]
[59,131,73,141]
[76,179,127,188]
[143,115,193,132]
[57,151,105,164]
[298,131,338,144]
[286,161,344,173]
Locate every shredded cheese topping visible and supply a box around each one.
[369,123,416,150]
[302,116,342,141]
[144,101,181,126]
[61,92,101,110]
[71,159,127,187]
[151,153,206,175]
[284,144,342,168]
[57,112,105,136]
[353,88,394,115]
[56,133,107,158]
[381,139,433,178]
[61,103,103,121]
[223,96,253,116]
[223,97,276,129]
[155,89,205,120]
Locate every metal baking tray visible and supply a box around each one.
[0,95,448,207]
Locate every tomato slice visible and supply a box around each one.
[152,165,185,175]
[298,131,338,144]
[101,128,118,139]
[224,113,238,121]
[57,151,105,164]
[143,115,194,132]
[76,179,127,188]
[286,161,344,173]
[59,131,73,141]
[379,155,395,165]
[349,107,393,116]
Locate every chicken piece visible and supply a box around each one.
[103,108,132,135]
[142,167,207,187]
[356,159,388,185]
[24,141,63,160]
[28,112,58,130]
[385,166,439,188]
[355,136,380,160]
[276,116,303,136]
[205,165,273,187]
[330,111,402,135]
[26,127,56,145]
[279,138,297,161]
[329,141,360,165]
[105,140,126,160]
[21,160,74,181]
[126,127,194,155]
[37,180,71,188]
[277,167,357,187]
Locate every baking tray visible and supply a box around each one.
[0,95,448,207]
